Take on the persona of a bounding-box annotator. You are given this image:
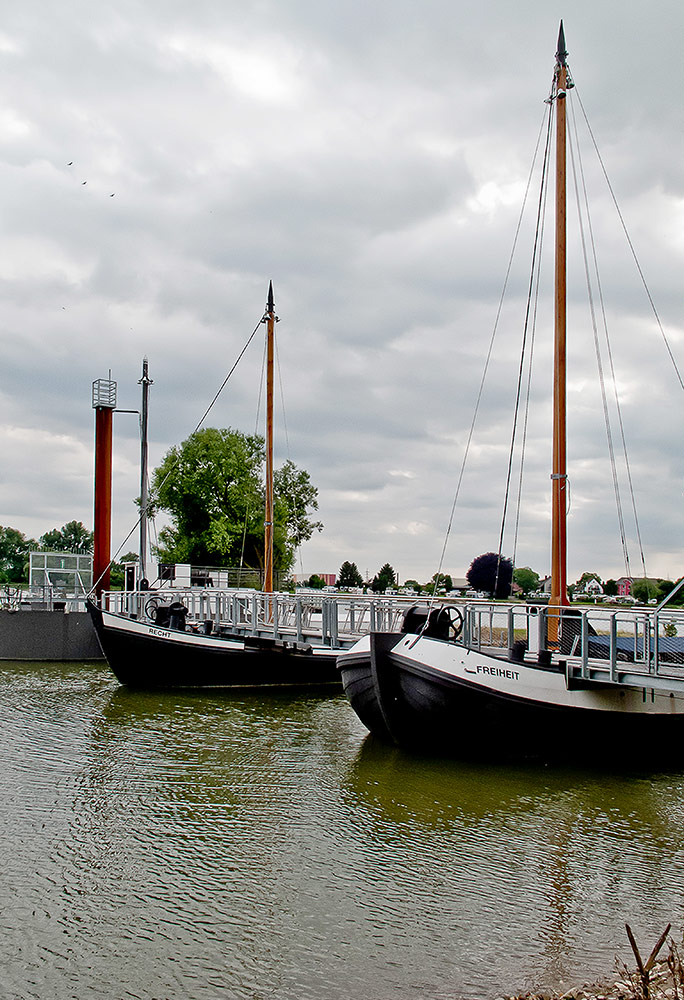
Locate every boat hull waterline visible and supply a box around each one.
[89,603,341,690]
[337,632,684,757]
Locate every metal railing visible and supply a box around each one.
[101,588,420,648]
[0,584,89,613]
[98,589,684,689]
[464,602,684,690]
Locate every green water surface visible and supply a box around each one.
[1,660,683,999]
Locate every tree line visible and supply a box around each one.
[327,555,684,605]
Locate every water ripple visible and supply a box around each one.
[2,662,684,998]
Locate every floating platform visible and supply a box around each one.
[0,609,104,661]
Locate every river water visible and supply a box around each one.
[2,660,684,1000]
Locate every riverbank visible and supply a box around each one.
[509,927,681,1000]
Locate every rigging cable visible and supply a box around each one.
[424,106,551,614]
[570,92,649,579]
[496,100,554,595]
[98,313,265,588]
[567,95,634,580]
[575,89,684,395]
[238,331,267,574]
[511,143,550,567]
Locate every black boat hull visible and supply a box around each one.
[89,603,341,690]
[337,632,684,760]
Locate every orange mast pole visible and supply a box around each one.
[264,281,275,594]
[550,22,570,617]
[92,377,117,599]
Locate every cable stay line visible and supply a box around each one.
[428,105,552,608]
[575,88,684,395]
[567,99,633,580]
[102,312,266,585]
[568,93,650,582]
[495,101,554,595]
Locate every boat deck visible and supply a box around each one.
[467,601,684,693]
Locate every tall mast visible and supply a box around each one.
[92,375,117,599]
[138,357,153,584]
[550,21,570,611]
[264,281,276,593]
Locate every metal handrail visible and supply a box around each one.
[99,589,684,685]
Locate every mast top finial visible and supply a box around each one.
[267,280,274,313]
[556,20,567,66]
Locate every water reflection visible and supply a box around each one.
[2,662,684,1000]
[344,736,684,991]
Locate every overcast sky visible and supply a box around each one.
[1,0,684,586]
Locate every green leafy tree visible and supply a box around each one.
[109,552,139,590]
[306,574,325,589]
[513,566,540,596]
[40,520,93,554]
[467,552,513,599]
[430,572,453,593]
[371,563,396,593]
[338,561,363,588]
[603,578,618,596]
[632,578,661,603]
[273,460,323,574]
[0,526,36,584]
[152,427,321,579]
[404,579,422,594]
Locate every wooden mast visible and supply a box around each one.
[264,281,276,593]
[138,357,153,585]
[550,21,570,615]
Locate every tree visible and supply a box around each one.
[40,520,93,554]
[658,579,677,602]
[338,561,363,588]
[603,578,618,596]
[631,578,660,604]
[0,526,36,584]
[371,563,396,593]
[109,552,139,590]
[429,572,453,593]
[467,552,513,599]
[513,566,540,596]
[306,574,325,589]
[403,579,422,594]
[273,460,323,574]
[152,427,322,580]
